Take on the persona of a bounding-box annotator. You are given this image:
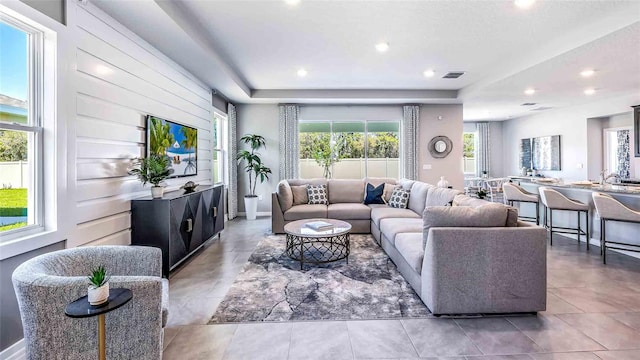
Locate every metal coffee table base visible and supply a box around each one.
[285,233,350,270]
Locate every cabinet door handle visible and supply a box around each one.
[213,207,217,217]
[186,218,193,232]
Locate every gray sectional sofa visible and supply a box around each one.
[272,177,547,315]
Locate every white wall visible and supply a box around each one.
[236,104,280,213]
[502,94,639,182]
[419,105,464,189]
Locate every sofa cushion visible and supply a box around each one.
[291,185,308,206]
[307,184,328,205]
[276,180,293,212]
[371,207,421,227]
[453,194,519,227]
[422,204,514,247]
[284,204,328,221]
[328,179,365,203]
[328,203,372,220]
[364,177,397,187]
[388,187,410,208]
[364,183,385,205]
[288,178,327,187]
[395,233,424,274]
[426,187,463,207]
[380,218,424,245]
[161,278,169,327]
[397,178,415,190]
[408,181,432,215]
[383,183,396,203]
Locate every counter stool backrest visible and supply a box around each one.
[504,183,538,202]
[538,186,587,211]
[592,192,640,222]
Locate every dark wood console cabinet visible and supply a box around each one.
[131,185,224,277]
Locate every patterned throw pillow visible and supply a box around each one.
[388,187,410,209]
[307,184,328,205]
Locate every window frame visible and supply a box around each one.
[0,14,45,238]
[298,119,400,179]
[212,110,228,186]
[462,131,478,175]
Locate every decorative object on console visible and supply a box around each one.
[128,154,174,199]
[364,183,385,204]
[237,134,272,220]
[436,176,450,188]
[428,135,453,158]
[87,265,110,306]
[181,180,199,193]
[147,115,198,177]
[388,187,410,208]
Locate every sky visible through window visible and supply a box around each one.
[0,22,28,101]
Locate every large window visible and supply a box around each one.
[299,121,399,179]
[463,132,477,174]
[0,16,43,235]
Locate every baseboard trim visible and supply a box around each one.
[0,339,25,360]
[237,212,271,217]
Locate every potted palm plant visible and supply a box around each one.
[237,134,272,220]
[129,154,174,198]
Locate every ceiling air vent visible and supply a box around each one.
[521,103,537,106]
[442,71,465,79]
[532,106,553,111]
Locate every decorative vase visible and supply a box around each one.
[437,176,450,188]
[151,186,164,199]
[244,196,258,220]
[88,282,109,306]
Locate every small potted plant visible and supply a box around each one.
[477,189,488,200]
[129,154,174,198]
[87,265,110,306]
[237,134,272,220]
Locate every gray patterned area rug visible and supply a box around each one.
[209,234,431,323]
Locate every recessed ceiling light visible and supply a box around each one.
[514,0,535,9]
[375,42,389,53]
[580,69,595,77]
[423,69,435,78]
[297,68,307,77]
[584,88,596,95]
[284,0,301,5]
[524,88,536,95]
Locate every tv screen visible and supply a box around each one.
[146,115,197,177]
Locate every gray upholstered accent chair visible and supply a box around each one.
[592,192,640,264]
[503,182,540,225]
[12,246,168,360]
[539,186,589,249]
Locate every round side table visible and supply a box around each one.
[65,288,133,360]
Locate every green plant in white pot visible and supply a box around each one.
[129,154,174,198]
[87,265,110,306]
[237,134,272,220]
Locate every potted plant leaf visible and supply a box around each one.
[87,265,110,306]
[129,154,174,198]
[236,134,272,220]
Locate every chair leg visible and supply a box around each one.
[577,210,581,247]
[602,219,607,264]
[536,202,540,226]
[586,210,590,251]
[599,218,604,256]
[549,209,553,246]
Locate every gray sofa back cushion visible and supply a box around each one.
[408,181,432,214]
[291,185,308,205]
[398,178,416,190]
[288,178,328,187]
[328,179,365,203]
[426,187,462,207]
[453,194,519,227]
[277,180,293,212]
[363,177,397,187]
[422,204,514,247]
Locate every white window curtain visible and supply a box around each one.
[476,122,491,177]
[402,105,420,180]
[279,104,300,180]
[227,103,238,219]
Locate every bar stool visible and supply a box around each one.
[503,183,540,225]
[538,186,589,249]
[592,192,640,264]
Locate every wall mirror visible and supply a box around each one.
[428,136,453,158]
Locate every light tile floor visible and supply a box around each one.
[163,217,640,360]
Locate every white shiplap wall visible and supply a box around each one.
[68,4,213,248]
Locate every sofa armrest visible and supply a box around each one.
[272,192,286,234]
[421,223,547,314]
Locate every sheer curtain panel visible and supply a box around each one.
[228,103,238,219]
[402,105,420,180]
[279,104,300,180]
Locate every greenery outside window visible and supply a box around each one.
[299,121,399,179]
[463,132,477,174]
[0,16,43,235]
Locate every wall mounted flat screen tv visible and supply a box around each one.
[146,115,198,177]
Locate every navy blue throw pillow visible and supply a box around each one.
[364,183,385,205]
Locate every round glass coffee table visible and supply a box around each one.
[284,218,352,270]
